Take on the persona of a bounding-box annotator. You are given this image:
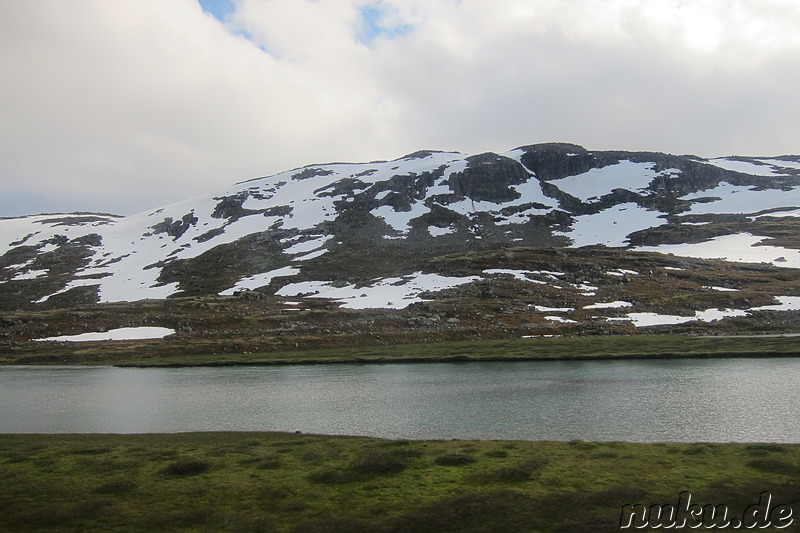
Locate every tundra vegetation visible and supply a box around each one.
[1,432,799,532]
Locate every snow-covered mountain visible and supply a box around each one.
[2,143,799,315]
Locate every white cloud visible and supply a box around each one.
[1,0,798,216]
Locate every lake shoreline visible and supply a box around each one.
[112,350,800,368]
[4,333,800,367]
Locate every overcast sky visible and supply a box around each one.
[2,0,799,217]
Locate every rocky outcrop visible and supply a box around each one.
[150,212,198,240]
[448,153,530,203]
[518,143,612,180]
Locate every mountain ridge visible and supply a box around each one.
[1,142,799,359]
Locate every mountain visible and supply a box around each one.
[1,143,799,358]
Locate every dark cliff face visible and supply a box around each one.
[513,144,800,216]
[518,143,608,181]
[448,153,530,203]
[517,143,770,193]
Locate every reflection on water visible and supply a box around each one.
[1,358,799,441]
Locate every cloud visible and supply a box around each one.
[1,0,798,216]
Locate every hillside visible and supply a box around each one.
[1,142,799,361]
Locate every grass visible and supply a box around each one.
[1,432,799,532]
[3,332,800,367]
[92,334,800,367]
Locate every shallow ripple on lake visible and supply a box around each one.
[1,358,799,442]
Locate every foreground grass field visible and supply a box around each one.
[1,433,799,532]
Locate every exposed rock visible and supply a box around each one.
[448,153,530,203]
[212,192,251,220]
[518,143,612,181]
[150,212,198,240]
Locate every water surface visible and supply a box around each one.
[1,358,798,441]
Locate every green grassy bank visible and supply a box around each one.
[5,333,800,367]
[1,432,798,532]
[129,334,800,367]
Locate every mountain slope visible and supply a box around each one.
[1,142,799,354]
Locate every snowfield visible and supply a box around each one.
[559,203,665,247]
[219,266,301,296]
[707,157,800,176]
[276,272,481,309]
[606,296,800,328]
[679,183,800,216]
[632,233,800,268]
[550,161,672,202]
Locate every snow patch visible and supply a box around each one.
[293,249,327,261]
[607,269,638,277]
[617,308,747,327]
[429,226,455,237]
[559,203,665,247]
[681,183,799,215]
[12,269,48,281]
[484,269,543,284]
[535,305,574,313]
[550,161,664,201]
[760,158,800,171]
[632,233,800,268]
[752,208,800,219]
[285,236,331,254]
[35,327,175,342]
[0,214,118,257]
[583,301,633,309]
[532,270,565,277]
[751,296,800,312]
[276,272,479,309]
[545,316,577,324]
[219,266,301,296]
[706,158,790,176]
[374,204,422,234]
[612,298,800,327]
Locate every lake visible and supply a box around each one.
[1,358,798,442]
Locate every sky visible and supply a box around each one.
[1,0,799,217]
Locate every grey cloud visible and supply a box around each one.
[1,0,797,217]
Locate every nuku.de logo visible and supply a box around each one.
[619,491,793,529]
